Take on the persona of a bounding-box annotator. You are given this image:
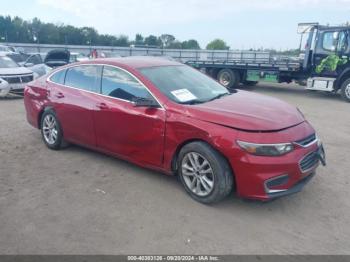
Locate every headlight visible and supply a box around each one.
[316,133,322,147]
[237,140,294,156]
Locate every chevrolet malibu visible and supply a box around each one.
[24,57,325,203]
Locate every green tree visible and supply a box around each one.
[144,35,161,47]
[181,39,200,49]
[135,33,144,45]
[160,34,175,48]
[0,15,207,50]
[114,35,129,47]
[168,40,182,49]
[206,39,229,50]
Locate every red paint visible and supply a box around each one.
[24,57,321,200]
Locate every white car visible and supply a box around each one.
[0,54,35,97]
[69,52,89,63]
[0,45,12,52]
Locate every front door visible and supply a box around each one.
[313,29,349,77]
[93,65,166,167]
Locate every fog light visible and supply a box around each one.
[264,174,289,194]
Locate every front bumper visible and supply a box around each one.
[266,172,316,199]
[0,82,26,97]
[226,122,326,201]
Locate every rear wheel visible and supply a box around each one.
[40,110,66,150]
[178,142,233,204]
[340,78,350,102]
[217,69,240,89]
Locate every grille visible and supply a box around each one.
[295,133,317,147]
[299,151,319,172]
[0,74,34,84]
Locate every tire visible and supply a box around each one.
[177,141,234,204]
[340,78,350,102]
[217,69,240,89]
[40,109,66,150]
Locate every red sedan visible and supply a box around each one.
[24,57,325,203]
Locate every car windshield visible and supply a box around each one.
[0,56,19,68]
[139,65,230,104]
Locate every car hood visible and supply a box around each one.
[185,90,305,131]
[0,67,33,75]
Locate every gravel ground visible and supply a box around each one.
[0,83,349,255]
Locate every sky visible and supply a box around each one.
[1,0,350,50]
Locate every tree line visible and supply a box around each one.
[0,15,230,50]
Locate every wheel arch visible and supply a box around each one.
[170,139,236,184]
[336,68,350,90]
[37,106,54,129]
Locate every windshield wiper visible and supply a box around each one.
[180,99,205,105]
[206,92,231,102]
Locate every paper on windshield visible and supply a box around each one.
[171,89,197,102]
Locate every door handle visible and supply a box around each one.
[55,92,65,99]
[96,103,109,110]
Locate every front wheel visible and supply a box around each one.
[341,78,350,102]
[178,142,234,204]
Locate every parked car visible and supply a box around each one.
[0,45,12,52]
[100,51,121,58]
[69,52,89,63]
[24,57,325,203]
[44,49,70,68]
[6,52,51,77]
[0,53,34,97]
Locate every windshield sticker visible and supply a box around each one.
[171,89,197,102]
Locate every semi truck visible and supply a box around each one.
[186,23,350,102]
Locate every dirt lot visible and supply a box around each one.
[0,83,349,255]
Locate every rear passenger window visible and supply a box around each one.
[65,65,101,92]
[101,66,152,101]
[50,69,66,85]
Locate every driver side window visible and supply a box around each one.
[337,31,348,53]
[101,66,153,101]
[322,31,338,51]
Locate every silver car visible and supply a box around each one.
[0,54,35,97]
[6,52,51,77]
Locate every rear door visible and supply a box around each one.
[93,65,166,167]
[49,65,102,146]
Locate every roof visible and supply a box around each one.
[91,56,182,69]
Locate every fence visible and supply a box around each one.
[5,42,272,63]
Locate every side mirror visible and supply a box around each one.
[24,62,34,67]
[132,97,160,108]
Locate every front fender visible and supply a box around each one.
[163,110,239,173]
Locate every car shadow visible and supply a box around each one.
[57,143,304,213]
[0,94,24,100]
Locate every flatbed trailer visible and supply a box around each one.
[186,23,350,103]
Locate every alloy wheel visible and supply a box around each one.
[42,114,58,145]
[181,152,215,197]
